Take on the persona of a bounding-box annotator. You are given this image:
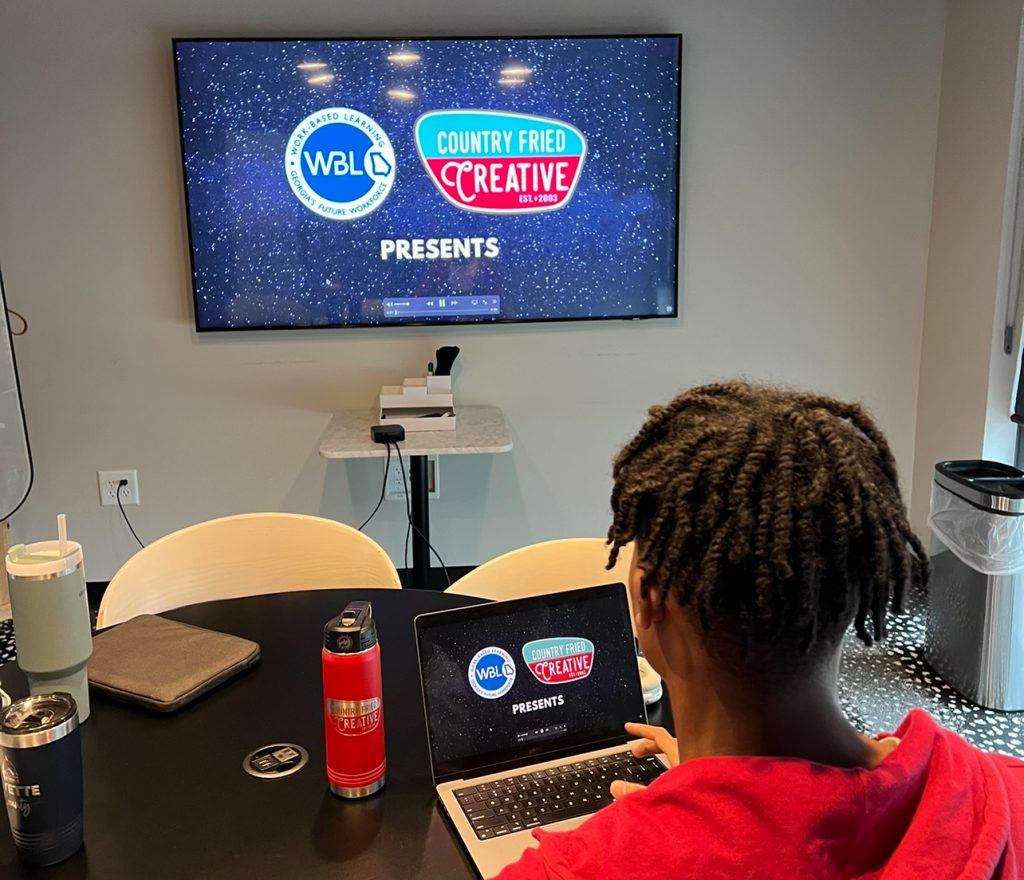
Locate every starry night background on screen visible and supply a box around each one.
[174,36,680,329]
[419,589,645,770]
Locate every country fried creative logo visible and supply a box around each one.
[285,107,396,220]
[468,646,517,699]
[522,637,595,685]
[326,697,382,736]
[414,110,586,214]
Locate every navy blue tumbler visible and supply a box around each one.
[1,693,84,866]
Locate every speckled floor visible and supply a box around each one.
[837,588,1024,756]
[3,592,1024,755]
[0,620,14,665]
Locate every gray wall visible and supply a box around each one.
[913,0,1023,536]
[0,1,946,579]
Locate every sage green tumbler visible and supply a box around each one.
[6,541,92,722]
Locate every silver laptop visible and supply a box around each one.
[415,583,668,879]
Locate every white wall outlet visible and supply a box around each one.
[384,456,439,501]
[98,470,140,506]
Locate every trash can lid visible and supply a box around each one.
[935,460,1024,512]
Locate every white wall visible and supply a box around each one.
[912,0,1024,536]
[0,0,946,579]
[984,13,1024,466]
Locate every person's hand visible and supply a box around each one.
[609,723,679,800]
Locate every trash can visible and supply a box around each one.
[926,460,1024,710]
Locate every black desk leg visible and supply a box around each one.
[410,455,431,589]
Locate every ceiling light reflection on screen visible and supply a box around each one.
[296,61,328,71]
[387,88,417,101]
[388,51,422,65]
[307,73,336,86]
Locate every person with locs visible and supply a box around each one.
[496,381,1024,880]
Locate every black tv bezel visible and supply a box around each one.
[172,33,683,334]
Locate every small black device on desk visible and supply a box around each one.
[371,424,406,444]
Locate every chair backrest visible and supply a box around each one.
[446,538,634,601]
[97,513,401,628]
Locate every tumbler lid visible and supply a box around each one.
[324,601,378,653]
[0,693,78,748]
[6,540,84,579]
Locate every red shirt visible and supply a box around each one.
[494,711,1024,879]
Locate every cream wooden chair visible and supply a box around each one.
[446,538,634,601]
[96,513,400,628]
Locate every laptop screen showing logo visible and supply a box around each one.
[417,584,645,782]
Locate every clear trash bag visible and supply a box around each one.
[928,481,1024,576]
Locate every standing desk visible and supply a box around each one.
[318,406,512,588]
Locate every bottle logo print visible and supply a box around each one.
[414,110,586,214]
[326,697,382,736]
[1,756,36,817]
[468,646,517,698]
[285,107,396,220]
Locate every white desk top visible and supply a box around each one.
[318,405,513,459]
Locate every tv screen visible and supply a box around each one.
[173,35,682,331]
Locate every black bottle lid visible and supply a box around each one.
[324,601,378,654]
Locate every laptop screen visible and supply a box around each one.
[415,584,647,783]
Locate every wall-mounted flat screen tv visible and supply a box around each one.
[173,35,682,331]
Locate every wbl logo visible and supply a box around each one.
[468,646,516,699]
[522,637,595,685]
[414,110,586,214]
[285,107,396,221]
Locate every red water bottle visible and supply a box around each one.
[322,600,385,797]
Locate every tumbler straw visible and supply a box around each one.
[57,514,67,557]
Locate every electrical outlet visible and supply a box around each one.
[384,456,439,500]
[97,470,140,507]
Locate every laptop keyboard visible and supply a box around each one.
[454,751,666,840]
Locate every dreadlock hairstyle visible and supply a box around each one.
[607,382,928,664]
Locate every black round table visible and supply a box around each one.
[0,588,671,878]
[0,589,478,878]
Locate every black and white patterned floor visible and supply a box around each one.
[2,591,1024,755]
[837,588,1024,755]
[0,619,14,664]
